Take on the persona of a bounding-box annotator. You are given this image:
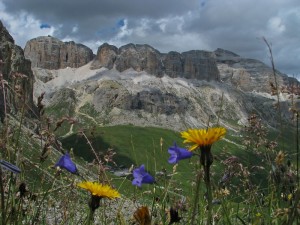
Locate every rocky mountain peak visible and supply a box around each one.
[93,43,220,81]
[24,36,94,70]
[214,48,240,58]
[0,20,36,119]
[0,21,14,44]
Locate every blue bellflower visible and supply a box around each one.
[0,160,21,174]
[55,153,78,174]
[132,164,155,187]
[168,143,193,164]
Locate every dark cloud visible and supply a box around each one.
[2,0,198,19]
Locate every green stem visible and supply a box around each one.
[204,164,213,225]
[191,168,201,225]
[87,209,94,225]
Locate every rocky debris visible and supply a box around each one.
[93,43,220,81]
[48,88,77,117]
[90,80,189,116]
[92,80,132,111]
[130,89,189,115]
[0,20,36,119]
[24,36,94,70]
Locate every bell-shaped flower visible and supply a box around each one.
[132,164,155,187]
[55,153,78,174]
[0,160,21,174]
[168,143,193,164]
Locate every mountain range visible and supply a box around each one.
[1,19,299,134]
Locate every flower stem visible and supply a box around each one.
[87,209,94,225]
[204,164,213,225]
[191,170,201,225]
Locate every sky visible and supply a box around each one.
[0,0,299,77]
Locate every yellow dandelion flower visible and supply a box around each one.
[77,181,120,199]
[181,127,226,151]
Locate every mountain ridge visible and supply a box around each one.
[21,35,298,133]
[1,24,298,134]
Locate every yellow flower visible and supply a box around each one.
[181,127,226,151]
[77,181,120,199]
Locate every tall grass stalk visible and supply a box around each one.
[0,167,6,225]
[263,37,283,143]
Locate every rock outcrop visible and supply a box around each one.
[24,36,94,70]
[0,20,36,120]
[215,48,298,93]
[93,43,220,81]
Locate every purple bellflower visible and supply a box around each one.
[168,143,193,164]
[0,160,21,174]
[55,153,78,174]
[132,164,155,187]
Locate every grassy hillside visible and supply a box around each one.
[1,94,297,224]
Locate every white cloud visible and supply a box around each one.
[268,17,286,34]
[0,3,55,47]
[156,15,185,33]
[71,25,78,33]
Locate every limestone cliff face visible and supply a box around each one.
[115,44,164,76]
[215,48,297,93]
[93,43,220,81]
[96,43,118,70]
[181,50,220,81]
[0,20,35,119]
[24,36,94,70]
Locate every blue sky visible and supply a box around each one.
[0,0,299,76]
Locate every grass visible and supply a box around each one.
[0,45,299,224]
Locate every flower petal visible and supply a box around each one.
[132,165,154,187]
[55,153,78,174]
[0,160,21,174]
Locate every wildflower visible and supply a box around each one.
[77,181,120,199]
[132,165,155,187]
[181,127,226,151]
[168,143,193,164]
[77,181,120,211]
[181,127,226,167]
[55,153,77,174]
[216,188,230,197]
[133,206,151,225]
[181,127,226,225]
[0,160,21,173]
